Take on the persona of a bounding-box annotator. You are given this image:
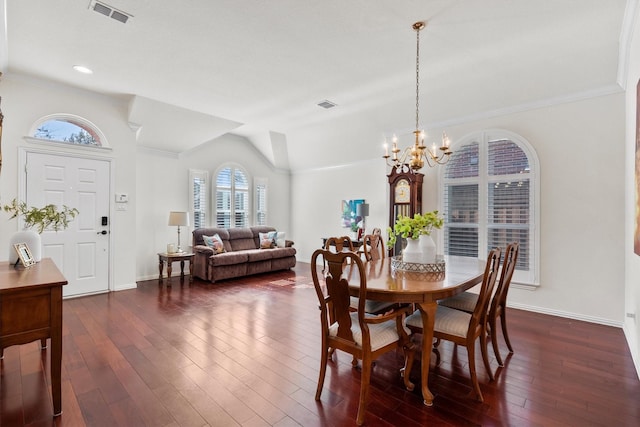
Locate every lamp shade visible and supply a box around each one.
[168,211,190,227]
[356,203,369,217]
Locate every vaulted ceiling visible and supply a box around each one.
[0,0,629,170]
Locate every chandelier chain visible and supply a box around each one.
[415,24,420,132]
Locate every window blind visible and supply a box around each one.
[189,169,208,229]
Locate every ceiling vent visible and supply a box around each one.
[317,100,337,109]
[89,1,132,24]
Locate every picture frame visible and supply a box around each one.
[13,242,36,267]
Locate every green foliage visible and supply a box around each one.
[2,198,79,233]
[387,211,444,248]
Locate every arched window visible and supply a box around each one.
[215,165,249,228]
[29,114,108,147]
[440,130,539,286]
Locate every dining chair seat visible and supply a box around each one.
[406,305,471,338]
[350,296,397,315]
[437,291,477,312]
[330,311,412,351]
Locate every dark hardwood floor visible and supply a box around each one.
[1,262,639,426]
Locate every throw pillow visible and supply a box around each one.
[275,231,286,248]
[203,234,225,254]
[259,232,275,249]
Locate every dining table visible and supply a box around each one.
[349,255,486,406]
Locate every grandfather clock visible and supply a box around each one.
[388,166,424,255]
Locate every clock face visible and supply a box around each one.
[395,179,411,203]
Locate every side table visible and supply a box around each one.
[158,252,194,285]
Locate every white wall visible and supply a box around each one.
[135,133,291,280]
[0,74,138,290]
[624,2,640,377]
[293,92,625,325]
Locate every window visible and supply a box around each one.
[255,178,268,226]
[30,114,107,147]
[189,169,208,229]
[215,166,249,228]
[440,130,539,285]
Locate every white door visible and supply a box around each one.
[26,151,110,297]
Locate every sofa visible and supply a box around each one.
[192,226,296,283]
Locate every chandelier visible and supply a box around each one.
[383,21,452,172]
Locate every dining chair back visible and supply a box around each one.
[405,247,501,402]
[488,242,519,365]
[311,248,415,425]
[324,236,355,253]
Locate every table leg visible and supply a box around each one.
[158,256,164,281]
[167,262,173,286]
[417,302,437,406]
[180,260,185,280]
[51,287,63,416]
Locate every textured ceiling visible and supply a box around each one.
[0,0,628,170]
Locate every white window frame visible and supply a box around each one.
[255,177,268,226]
[214,164,250,228]
[189,169,209,229]
[438,129,540,287]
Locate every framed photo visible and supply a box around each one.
[13,242,36,267]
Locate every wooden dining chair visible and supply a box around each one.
[324,235,355,253]
[405,248,501,402]
[357,229,385,262]
[438,242,519,366]
[311,248,415,425]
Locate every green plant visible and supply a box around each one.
[3,198,79,233]
[387,210,444,248]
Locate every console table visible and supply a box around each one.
[0,258,66,416]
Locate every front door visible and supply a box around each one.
[26,151,111,297]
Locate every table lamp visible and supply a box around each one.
[168,211,190,253]
[356,203,369,235]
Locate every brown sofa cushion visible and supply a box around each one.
[209,251,249,266]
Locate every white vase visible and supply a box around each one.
[9,229,42,263]
[402,238,422,263]
[419,234,436,264]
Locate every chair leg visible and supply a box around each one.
[480,328,494,381]
[467,341,483,402]
[315,343,329,400]
[500,311,514,353]
[401,341,415,391]
[356,355,373,426]
[489,316,504,367]
[41,338,48,349]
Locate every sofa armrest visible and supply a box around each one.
[285,240,294,248]
[194,245,214,255]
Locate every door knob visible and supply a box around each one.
[97,230,108,235]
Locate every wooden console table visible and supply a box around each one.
[0,258,66,416]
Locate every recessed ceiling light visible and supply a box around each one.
[73,65,93,74]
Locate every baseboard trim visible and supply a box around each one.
[508,301,623,328]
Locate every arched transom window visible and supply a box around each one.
[30,114,108,147]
